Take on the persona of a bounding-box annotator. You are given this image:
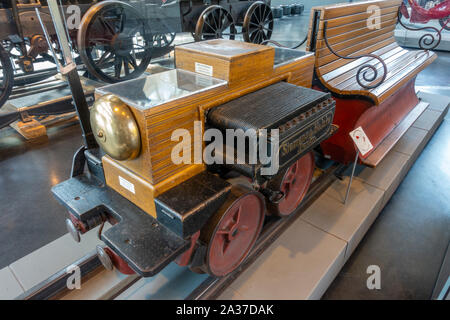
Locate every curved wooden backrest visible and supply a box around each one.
[306,0,402,77]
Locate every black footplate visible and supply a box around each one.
[155,171,231,239]
[52,174,189,277]
[207,82,336,179]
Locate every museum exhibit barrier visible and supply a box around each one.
[305,0,437,167]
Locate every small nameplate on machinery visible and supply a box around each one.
[195,62,213,76]
[119,176,135,194]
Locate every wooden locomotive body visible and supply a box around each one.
[53,39,337,277]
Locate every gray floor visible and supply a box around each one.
[0,14,449,299]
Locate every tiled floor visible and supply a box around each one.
[0,14,448,299]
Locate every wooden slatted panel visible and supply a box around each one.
[321,42,399,82]
[316,9,399,41]
[316,0,402,19]
[343,50,420,91]
[145,104,198,183]
[311,0,402,75]
[314,9,400,68]
[369,50,435,99]
[306,0,437,105]
[336,49,411,91]
[318,36,395,75]
[317,28,396,67]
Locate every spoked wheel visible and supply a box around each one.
[77,1,153,83]
[267,152,315,217]
[0,42,14,109]
[194,5,237,41]
[153,32,176,48]
[243,1,274,44]
[201,186,265,277]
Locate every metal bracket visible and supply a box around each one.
[397,8,442,50]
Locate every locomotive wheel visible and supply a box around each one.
[267,152,315,217]
[77,1,153,83]
[243,1,274,44]
[0,42,14,109]
[201,186,265,277]
[194,5,237,41]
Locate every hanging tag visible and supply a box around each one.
[349,126,373,156]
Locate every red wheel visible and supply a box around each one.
[201,186,265,277]
[268,152,315,216]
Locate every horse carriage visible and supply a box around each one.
[0,0,274,108]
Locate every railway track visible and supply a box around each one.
[16,162,345,300]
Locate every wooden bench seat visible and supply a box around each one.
[306,0,437,165]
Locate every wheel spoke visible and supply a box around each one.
[249,27,259,36]
[204,19,216,33]
[99,16,116,36]
[255,6,261,24]
[127,54,137,68]
[262,4,267,22]
[97,50,113,66]
[211,12,219,30]
[218,10,223,30]
[118,9,125,32]
[114,56,122,78]
[123,57,130,75]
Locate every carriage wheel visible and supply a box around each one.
[0,42,14,109]
[194,5,237,42]
[243,1,274,44]
[201,186,265,277]
[77,1,153,83]
[153,32,176,48]
[267,152,315,217]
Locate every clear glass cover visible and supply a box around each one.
[274,47,311,67]
[96,69,227,110]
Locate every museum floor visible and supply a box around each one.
[0,15,449,300]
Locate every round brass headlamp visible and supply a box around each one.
[90,94,141,161]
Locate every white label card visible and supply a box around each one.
[119,176,135,194]
[195,62,213,76]
[349,126,374,156]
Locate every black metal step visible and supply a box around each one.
[52,174,189,277]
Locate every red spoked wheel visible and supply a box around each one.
[267,152,315,217]
[201,186,265,277]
